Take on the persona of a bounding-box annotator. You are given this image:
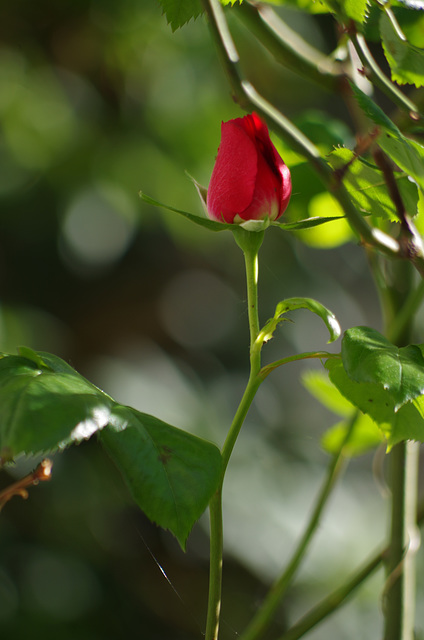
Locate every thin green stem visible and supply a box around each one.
[240,411,359,640]
[259,351,339,381]
[234,2,342,91]
[369,253,419,640]
[387,279,424,344]
[205,489,224,640]
[205,229,264,640]
[275,491,424,640]
[277,547,385,640]
[383,441,420,640]
[352,32,422,120]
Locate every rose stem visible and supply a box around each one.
[205,229,265,640]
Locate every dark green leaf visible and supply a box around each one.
[100,406,222,549]
[328,147,419,220]
[326,357,424,446]
[381,13,424,87]
[158,0,203,31]
[0,353,113,461]
[342,326,424,410]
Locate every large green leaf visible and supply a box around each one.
[342,326,424,410]
[350,84,424,193]
[380,12,424,87]
[0,349,113,461]
[324,327,424,446]
[326,357,424,447]
[0,348,222,547]
[100,406,222,549]
[328,147,419,220]
[158,0,203,31]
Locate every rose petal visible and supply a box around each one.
[207,119,258,223]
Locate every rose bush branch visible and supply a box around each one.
[201,0,424,279]
[240,411,359,640]
[277,470,424,640]
[351,30,422,120]
[234,2,343,91]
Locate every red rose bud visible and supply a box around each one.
[207,113,291,224]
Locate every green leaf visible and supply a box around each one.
[381,12,424,87]
[350,84,424,193]
[139,191,232,231]
[0,348,222,547]
[158,0,203,31]
[303,368,383,456]
[100,406,222,549]
[326,357,424,447]
[273,214,346,231]
[140,191,343,234]
[349,82,400,135]
[342,326,424,411]
[328,147,419,221]
[302,369,354,416]
[341,0,370,23]
[259,297,341,346]
[0,353,113,461]
[321,413,384,457]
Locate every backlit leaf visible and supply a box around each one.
[350,84,424,193]
[328,146,419,220]
[381,13,424,87]
[321,413,384,456]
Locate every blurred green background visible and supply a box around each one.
[0,1,422,638]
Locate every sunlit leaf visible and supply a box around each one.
[260,297,341,345]
[328,146,419,220]
[342,326,424,410]
[350,84,424,193]
[302,369,353,416]
[341,0,370,23]
[380,13,424,87]
[326,357,424,447]
[100,406,222,549]
[321,413,383,457]
[0,351,113,461]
